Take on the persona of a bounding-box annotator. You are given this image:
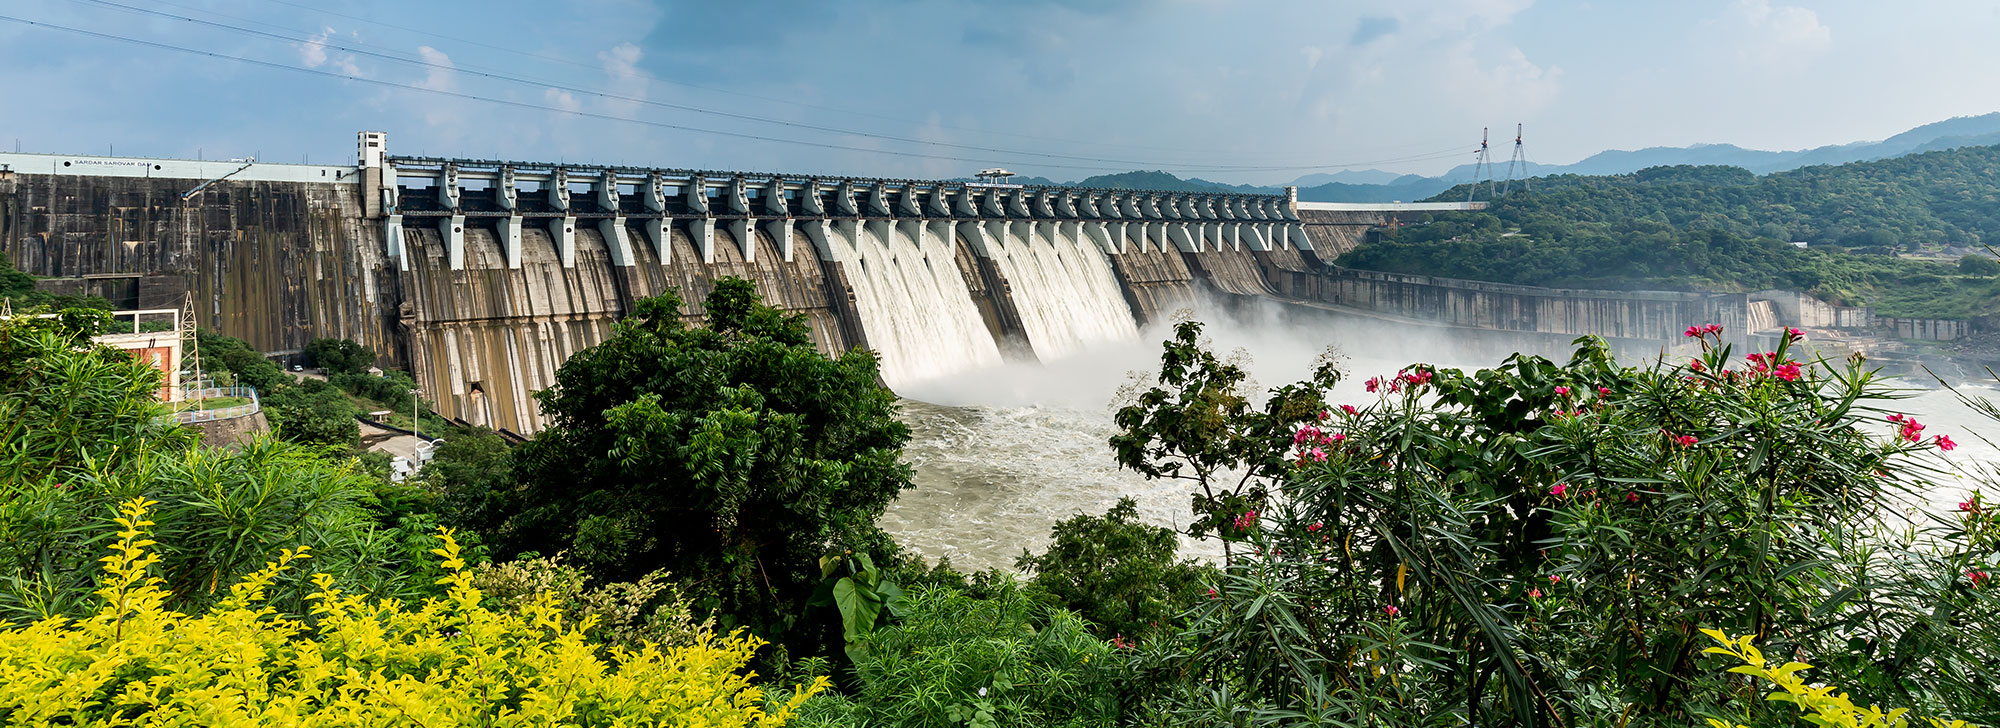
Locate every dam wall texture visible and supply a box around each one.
[11,134,1944,435]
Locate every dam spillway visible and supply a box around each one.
[4,131,1759,436]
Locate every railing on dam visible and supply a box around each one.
[371,150,1320,271]
[1296,201,1489,212]
[171,386,262,424]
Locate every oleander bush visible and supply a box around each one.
[0,498,825,727]
[1114,321,1996,726]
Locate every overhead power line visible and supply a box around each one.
[75,0,1467,173]
[251,0,1250,157]
[2,12,1474,174]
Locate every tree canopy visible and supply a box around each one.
[501,277,913,645]
[1340,145,2000,319]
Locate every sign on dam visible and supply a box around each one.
[2,132,1746,435]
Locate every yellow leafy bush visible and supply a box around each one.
[0,498,826,727]
[1701,629,1978,728]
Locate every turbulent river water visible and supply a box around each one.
[880,305,2000,572]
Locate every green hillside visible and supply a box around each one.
[1337,145,2000,319]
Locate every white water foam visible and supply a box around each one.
[834,223,1003,388]
[982,223,1138,361]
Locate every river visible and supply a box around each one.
[881,306,1998,572]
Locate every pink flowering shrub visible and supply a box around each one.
[1117,324,1988,727]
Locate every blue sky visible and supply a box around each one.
[3,0,1998,184]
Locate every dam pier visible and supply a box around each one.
[5,132,1772,434]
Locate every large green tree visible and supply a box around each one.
[503,278,912,644]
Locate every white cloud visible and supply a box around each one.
[1729,0,1831,71]
[416,46,455,92]
[1301,46,1324,71]
[600,43,643,83]
[1441,41,1564,119]
[298,28,331,68]
[544,88,581,113]
[297,27,364,78]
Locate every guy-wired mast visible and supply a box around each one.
[1501,123,1530,195]
[1466,128,1494,203]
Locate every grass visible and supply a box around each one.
[172,396,253,412]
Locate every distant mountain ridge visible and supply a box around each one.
[969,112,2000,203]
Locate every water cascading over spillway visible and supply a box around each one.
[835,223,1004,387]
[983,224,1139,360]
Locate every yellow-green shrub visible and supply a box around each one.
[471,553,712,653]
[0,498,826,727]
[1702,630,1977,728]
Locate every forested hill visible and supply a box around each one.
[1336,144,2000,320]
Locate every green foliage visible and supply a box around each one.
[330,367,419,405]
[1342,146,2000,318]
[0,312,191,482]
[305,336,376,376]
[261,377,360,448]
[808,552,905,664]
[795,580,1127,728]
[503,278,912,651]
[1109,318,1338,545]
[199,333,363,447]
[1115,322,1983,726]
[469,552,713,654]
[0,317,431,621]
[1016,497,1212,644]
[1959,255,2000,276]
[418,424,517,535]
[195,332,290,393]
[0,257,110,311]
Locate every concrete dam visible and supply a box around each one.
[2,132,1751,434]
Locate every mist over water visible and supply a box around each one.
[883,298,2000,572]
[884,297,1500,572]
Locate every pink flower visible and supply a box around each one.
[1704,324,1723,334]
[1899,417,1927,443]
[1936,435,1958,452]
[1554,386,1571,397]
[1528,588,1542,598]
[1626,492,1640,503]
[1330,433,1346,442]
[1971,571,1990,589]
[1340,404,1359,416]
[1959,499,1978,513]
[1308,447,1327,462]
[1690,360,1706,373]
[1888,413,1905,423]
[1317,409,1330,421]
[1364,377,1381,393]
[1307,521,1324,532]
[1207,588,1218,599]
[1383,605,1400,617]
[1785,327,1806,341]
[1773,363,1802,381]
[1551,483,1569,497]
[1684,325,1703,338]
[1597,386,1612,396]
[1548,575,1561,584]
